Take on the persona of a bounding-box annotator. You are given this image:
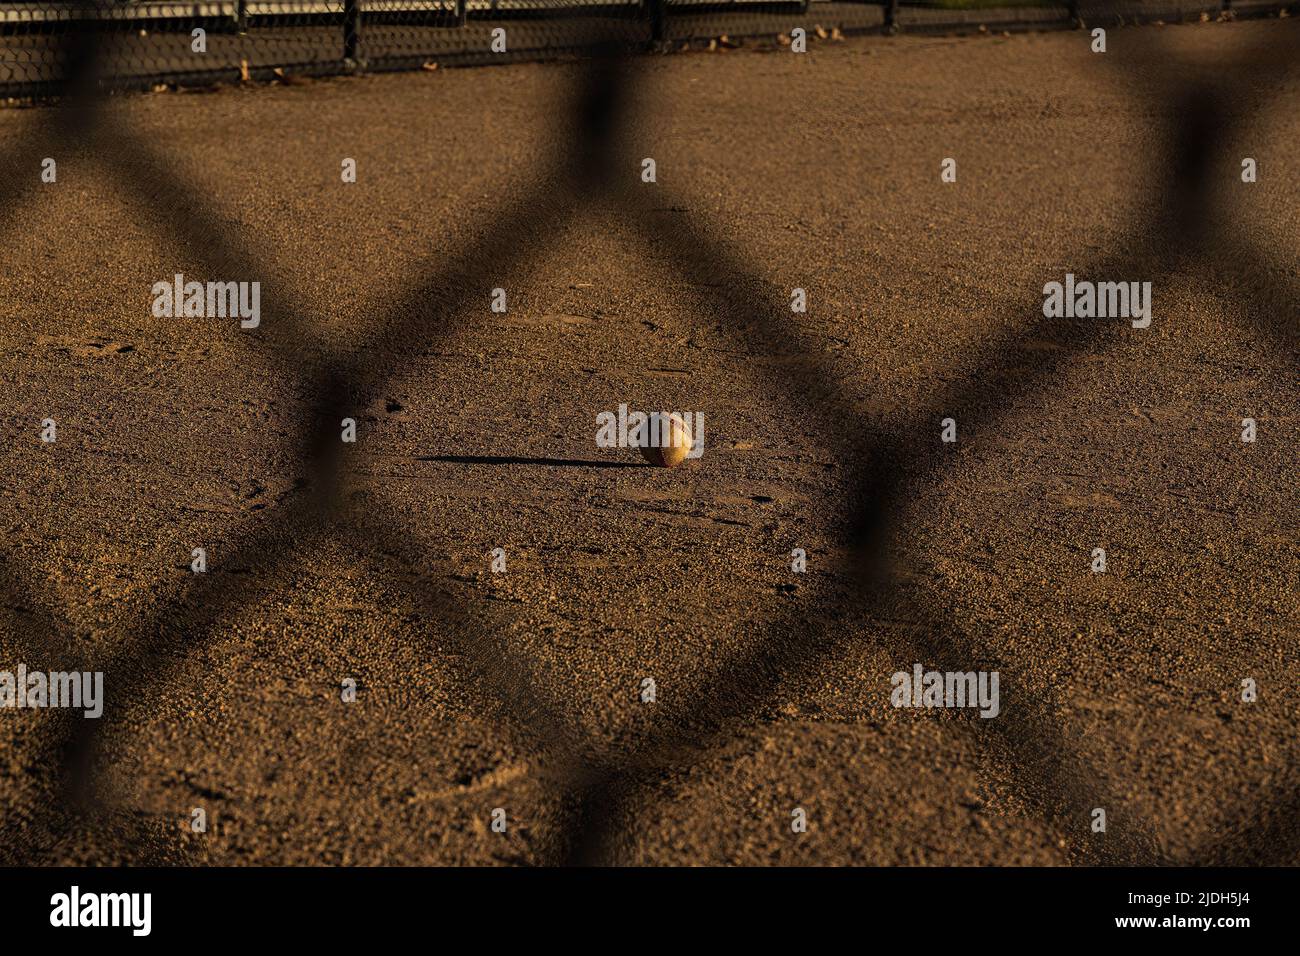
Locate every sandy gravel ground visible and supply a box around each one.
[0,18,1296,866]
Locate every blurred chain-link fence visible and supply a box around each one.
[1,0,1297,870]
[0,0,1292,98]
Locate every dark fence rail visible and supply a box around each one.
[0,0,1293,98]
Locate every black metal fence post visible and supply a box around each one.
[1067,0,1080,25]
[235,0,247,33]
[344,0,362,64]
[884,0,899,34]
[456,0,468,28]
[646,0,666,47]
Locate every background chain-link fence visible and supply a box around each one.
[0,0,1294,99]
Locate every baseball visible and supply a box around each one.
[639,411,693,468]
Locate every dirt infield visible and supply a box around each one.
[0,18,1296,866]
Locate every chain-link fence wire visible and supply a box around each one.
[560,24,1300,866]
[0,0,1296,865]
[5,1,1293,97]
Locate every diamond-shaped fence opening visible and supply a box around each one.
[0,0,1295,866]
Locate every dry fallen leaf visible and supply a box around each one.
[422,61,439,71]
[239,59,250,82]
